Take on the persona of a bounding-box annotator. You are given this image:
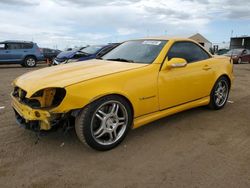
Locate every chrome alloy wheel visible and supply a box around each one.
[26,58,36,67]
[214,80,229,107]
[91,101,128,145]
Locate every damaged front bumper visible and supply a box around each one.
[11,95,61,131]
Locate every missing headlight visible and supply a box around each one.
[31,88,66,108]
[31,90,43,97]
[52,88,66,107]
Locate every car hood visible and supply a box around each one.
[14,59,147,97]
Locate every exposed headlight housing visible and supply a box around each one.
[30,88,66,109]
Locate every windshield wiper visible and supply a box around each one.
[106,58,135,63]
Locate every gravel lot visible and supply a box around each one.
[0,63,250,188]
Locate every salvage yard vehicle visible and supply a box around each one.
[11,37,234,151]
[0,40,44,67]
[224,48,250,64]
[52,46,87,65]
[52,43,119,65]
[41,48,61,63]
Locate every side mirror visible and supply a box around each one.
[165,58,187,69]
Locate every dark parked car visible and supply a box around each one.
[224,49,250,64]
[53,43,120,65]
[52,46,87,65]
[217,49,230,55]
[42,48,61,60]
[0,40,44,67]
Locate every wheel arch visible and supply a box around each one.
[24,55,37,61]
[89,93,134,118]
[209,74,232,97]
[208,74,231,110]
[218,74,231,89]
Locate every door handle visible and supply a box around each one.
[202,65,211,70]
[5,51,10,53]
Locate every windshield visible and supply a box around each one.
[226,49,243,55]
[81,45,104,55]
[102,40,167,64]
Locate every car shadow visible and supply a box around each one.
[27,106,211,153]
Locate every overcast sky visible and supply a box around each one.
[0,0,249,49]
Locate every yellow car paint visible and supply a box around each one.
[11,37,233,131]
[133,96,210,129]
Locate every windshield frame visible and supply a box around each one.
[101,39,168,64]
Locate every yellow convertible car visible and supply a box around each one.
[11,37,233,150]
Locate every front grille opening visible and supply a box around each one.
[13,87,27,99]
[23,98,41,108]
[13,87,41,108]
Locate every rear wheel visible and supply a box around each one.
[24,56,37,67]
[75,95,132,151]
[208,77,230,110]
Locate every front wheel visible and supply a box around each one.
[75,95,133,151]
[208,77,230,110]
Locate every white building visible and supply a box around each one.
[189,33,212,51]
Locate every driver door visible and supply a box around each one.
[158,41,214,110]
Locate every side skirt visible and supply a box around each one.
[133,96,210,129]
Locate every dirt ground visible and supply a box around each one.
[0,63,250,188]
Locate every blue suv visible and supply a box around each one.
[0,40,44,67]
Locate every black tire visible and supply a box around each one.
[75,95,133,151]
[24,56,37,67]
[208,77,230,110]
